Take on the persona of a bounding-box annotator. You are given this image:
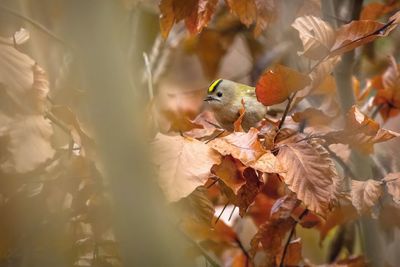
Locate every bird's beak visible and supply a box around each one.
[204,95,219,102]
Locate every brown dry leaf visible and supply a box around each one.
[253,0,275,36]
[331,14,400,56]
[351,179,383,215]
[185,0,219,35]
[277,140,340,216]
[373,58,400,121]
[159,0,218,38]
[159,0,175,39]
[211,156,246,194]
[236,167,264,216]
[292,107,336,127]
[256,64,311,106]
[208,127,265,165]
[323,106,400,153]
[0,115,55,173]
[152,133,221,202]
[225,0,257,27]
[233,99,246,132]
[292,16,335,60]
[275,238,302,267]
[248,151,285,174]
[360,2,399,20]
[383,172,400,204]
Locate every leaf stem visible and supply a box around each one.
[279,209,308,267]
[278,92,297,130]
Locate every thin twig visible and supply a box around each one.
[235,237,251,266]
[215,203,229,224]
[279,209,308,267]
[228,206,237,221]
[0,5,70,48]
[278,92,296,130]
[207,177,220,189]
[205,129,225,144]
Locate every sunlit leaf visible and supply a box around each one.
[152,133,221,202]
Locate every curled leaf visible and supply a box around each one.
[351,179,383,215]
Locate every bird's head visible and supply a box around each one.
[204,79,238,110]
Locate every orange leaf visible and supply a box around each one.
[233,99,246,132]
[225,0,257,27]
[256,64,311,106]
[159,0,175,39]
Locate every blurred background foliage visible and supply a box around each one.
[0,0,400,267]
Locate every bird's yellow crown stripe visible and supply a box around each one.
[208,79,222,93]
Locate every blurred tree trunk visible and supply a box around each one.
[322,1,384,267]
[60,1,188,266]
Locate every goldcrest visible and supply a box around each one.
[204,79,267,131]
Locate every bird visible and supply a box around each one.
[204,79,267,131]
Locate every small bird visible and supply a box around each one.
[204,79,267,131]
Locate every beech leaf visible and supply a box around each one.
[208,127,265,165]
[292,16,335,60]
[276,140,340,216]
[351,179,383,215]
[383,172,400,204]
[152,133,221,202]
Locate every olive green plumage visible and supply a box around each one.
[204,79,267,131]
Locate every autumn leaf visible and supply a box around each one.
[253,0,275,36]
[276,238,302,267]
[292,16,335,60]
[250,195,298,263]
[323,106,400,153]
[373,58,400,121]
[255,64,311,106]
[351,179,383,215]
[0,115,55,174]
[233,99,246,132]
[383,172,400,204]
[360,2,399,20]
[225,0,257,27]
[159,0,218,38]
[211,156,246,194]
[292,12,400,61]
[276,139,340,216]
[152,133,221,202]
[208,127,265,165]
[218,167,264,216]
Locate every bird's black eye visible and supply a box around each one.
[217,92,223,97]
